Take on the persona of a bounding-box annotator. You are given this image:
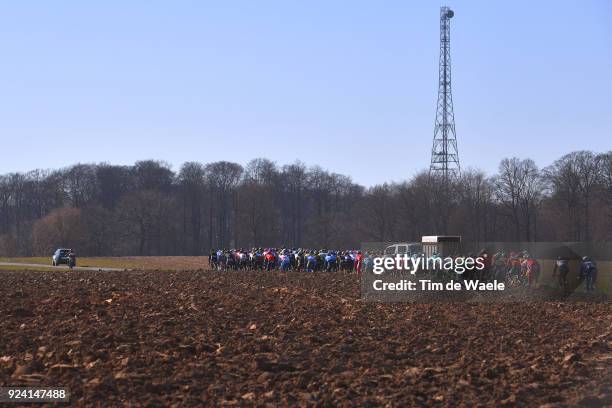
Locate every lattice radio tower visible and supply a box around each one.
[429,6,460,180]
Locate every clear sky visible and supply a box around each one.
[0,1,610,186]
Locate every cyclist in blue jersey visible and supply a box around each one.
[325,251,338,272]
[306,252,317,272]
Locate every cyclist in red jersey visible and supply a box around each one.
[354,251,364,275]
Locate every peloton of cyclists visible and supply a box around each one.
[207,247,599,294]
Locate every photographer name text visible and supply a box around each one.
[372,279,505,291]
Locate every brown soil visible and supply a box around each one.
[0,270,610,407]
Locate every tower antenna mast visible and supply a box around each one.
[430,6,460,181]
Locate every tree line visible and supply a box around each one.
[0,150,610,257]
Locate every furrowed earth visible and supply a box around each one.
[0,269,610,407]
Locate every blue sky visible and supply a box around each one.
[0,1,610,185]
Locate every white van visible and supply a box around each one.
[384,242,423,257]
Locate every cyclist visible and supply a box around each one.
[264,250,276,271]
[216,249,224,270]
[553,256,570,292]
[522,253,540,287]
[506,252,522,285]
[340,251,354,272]
[354,251,364,275]
[478,249,491,280]
[325,251,337,272]
[580,256,597,292]
[279,250,291,271]
[305,252,317,272]
[226,250,237,270]
[492,251,507,281]
[209,249,218,270]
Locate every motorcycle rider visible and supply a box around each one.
[67,248,77,269]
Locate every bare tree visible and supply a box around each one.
[63,164,98,208]
[544,151,602,241]
[544,153,582,240]
[457,169,494,242]
[32,207,86,256]
[96,164,133,210]
[493,158,543,241]
[280,162,307,247]
[133,160,174,192]
[205,161,243,249]
[116,190,175,255]
[237,159,279,248]
[362,183,395,242]
[575,151,601,241]
[178,162,206,254]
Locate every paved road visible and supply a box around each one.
[0,262,125,272]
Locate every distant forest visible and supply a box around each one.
[0,150,610,257]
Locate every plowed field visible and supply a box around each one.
[1,270,610,407]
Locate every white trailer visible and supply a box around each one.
[421,236,462,258]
